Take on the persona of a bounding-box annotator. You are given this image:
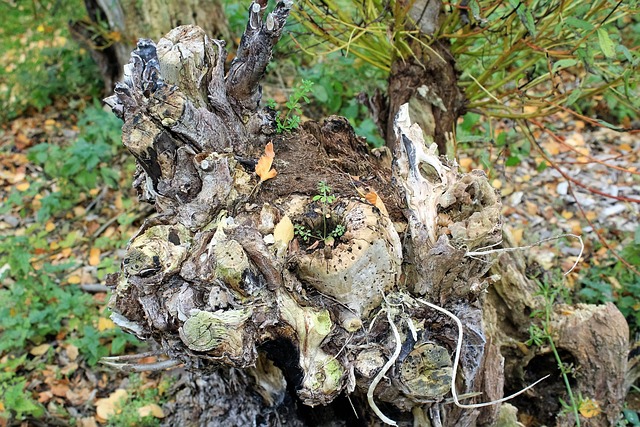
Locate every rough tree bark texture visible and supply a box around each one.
[103,2,629,426]
[360,0,466,154]
[70,0,229,93]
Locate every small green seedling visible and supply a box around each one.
[294,181,345,245]
[267,79,314,133]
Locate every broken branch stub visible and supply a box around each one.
[105,3,516,425]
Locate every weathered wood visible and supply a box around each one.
[103,2,629,426]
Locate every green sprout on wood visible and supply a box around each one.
[267,79,314,133]
[294,181,345,245]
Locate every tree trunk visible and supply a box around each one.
[103,2,629,426]
[70,0,229,93]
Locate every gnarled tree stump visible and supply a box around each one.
[103,2,629,426]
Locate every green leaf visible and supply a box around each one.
[505,155,521,167]
[564,88,583,107]
[564,17,594,31]
[552,59,578,73]
[595,119,623,131]
[597,28,615,59]
[509,0,536,38]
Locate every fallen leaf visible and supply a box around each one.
[138,403,165,418]
[73,205,86,217]
[579,398,601,418]
[459,157,473,171]
[15,182,30,192]
[511,228,524,246]
[45,221,55,232]
[95,389,128,420]
[365,192,377,205]
[98,317,115,331]
[273,216,294,247]
[66,344,79,361]
[561,210,574,219]
[66,387,90,405]
[51,380,70,397]
[38,390,54,403]
[89,247,101,266]
[255,142,277,182]
[30,343,50,356]
[491,179,502,190]
[365,190,388,216]
[60,362,78,376]
[68,275,81,284]
[77,417,98,427]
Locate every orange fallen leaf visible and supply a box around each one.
[365,191,377,205]
[89,247,101,266]
[255,142,277,182]
[365,190,388,216]
[45,221,55,232]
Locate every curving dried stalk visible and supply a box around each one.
[103,2,629,426]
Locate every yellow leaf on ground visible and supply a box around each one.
[273,216,294,246]
[511,228,524,246]
[138,404,165,418]
[491,179,502,190]
[68,275,81,284]
[98,317,115,332]
[561,210,574,220]
[45,222,55,232]
[458,157,473,171]
[255,142,277,182]
[89,247,101,266]
[579,398,601,418]
[30,344,50,356]
[569,220,582,235]
[95,389,128,420]
[44,119,57,127]
[16,182,30,192]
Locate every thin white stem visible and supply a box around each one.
[465,233,584,276]
[367,310,401,426]
[415,298,550,409]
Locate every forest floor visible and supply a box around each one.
[1,99,638,426]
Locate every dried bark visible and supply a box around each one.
[103,2,629,426]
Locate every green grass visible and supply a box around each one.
[0,0,102,122]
